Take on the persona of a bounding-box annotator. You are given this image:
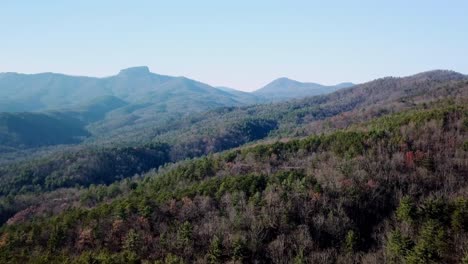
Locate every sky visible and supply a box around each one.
[1,1,467,91]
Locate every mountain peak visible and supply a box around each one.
[257,77,314,93]
[275,77,293,81]
[270,77,300,84]
[254,77,353,101]
[118,66,151,76]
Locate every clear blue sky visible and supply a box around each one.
[1,1,467,91]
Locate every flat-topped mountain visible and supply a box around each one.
[0,67,357,113]
[0,67,268,134]
[0,66,246,112]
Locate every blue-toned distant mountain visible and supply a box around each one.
[0,67,357,151]
[0,67,353,113]
[0,66,246,112]
[0,66,260,133]
[253,77,354,101]
[0,67,353,134]
[215,86,265,105]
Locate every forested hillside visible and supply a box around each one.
[0,112,89,150]
[0,70,465,263]
[2,70,465,191]
[4,69,460,158]
[89,70,468,150]
[3,0,467,262]
[0,100,466,263]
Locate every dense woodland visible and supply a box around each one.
[0,112,90,149]
[0,71,466,263]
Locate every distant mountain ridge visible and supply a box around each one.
[253,77,354,101]
[0,67,356,136]
[0,67,264,134]
[215,86,265,105]
[0,68,464,152]
[5,67,464,153]
[89,69,468,150]
[0,66,243,112]
[0,67,354,113]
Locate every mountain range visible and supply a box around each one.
[0,68,466,263]
[0,67,354,151]
[0,66,352,113]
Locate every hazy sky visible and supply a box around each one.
[1,1,467,91]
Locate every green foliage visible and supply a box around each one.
[160,173,268,203]
[0,112,90,149]
[0,99,468,263]
[366,105,465,132]
[47,225,65,252]
[137,198,152,218]
[389,196,468,263]
[207,235,223,263]
[74,250,140,264]
[451,198,468,231]
[232,119,278,142]
[177,221,193,247]
[0,142,171,197]
[326,131,367,158]
[406,220,446,264]
[418,197,449,223]
[123,229,141,253]
[155,254,185,264]
[387,230,414,262]
[344,230,358,253]
[231,237,247,261]
[396,196,416,223]
[462,252,468,264]
[293,249,305,264]
[216,174,267,199]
